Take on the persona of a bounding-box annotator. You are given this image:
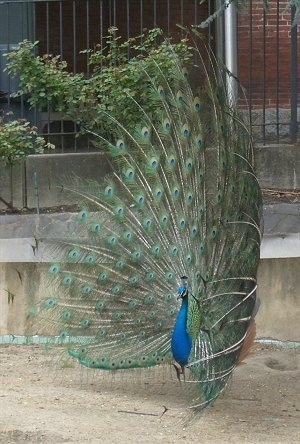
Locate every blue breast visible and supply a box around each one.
[171,297,192,366]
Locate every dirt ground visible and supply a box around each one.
[0,344,299,444]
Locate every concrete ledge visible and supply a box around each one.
[0,146,299,211]
[261,233,300,258]
[1,203,299,261]
[1,233,299,263]
[0,238,37,262]
[263,202,300,234]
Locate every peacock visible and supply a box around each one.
[30,40,262,414]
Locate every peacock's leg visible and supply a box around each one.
[172,361,186,382]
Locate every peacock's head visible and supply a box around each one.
[177,276,188,299]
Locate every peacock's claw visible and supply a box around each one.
[172,361,185,382]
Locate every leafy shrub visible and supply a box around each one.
[0,113,54,167]
[5,28,193,140]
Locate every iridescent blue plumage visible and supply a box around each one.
[171,280,192,372]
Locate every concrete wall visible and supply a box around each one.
[254,144,299,190]
[0,210,299,340]
[0,153,111,210]
[1,258,299,340]
[256,258,300,341]
[0,161,25,209]
[0,262,39,336]
[0,149,299,341]
[0,143,299,211]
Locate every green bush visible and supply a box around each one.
[5,28,194,141]
[0,113,54,167]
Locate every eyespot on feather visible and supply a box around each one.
[176,90,184,105]
[193,96,201,111]
[141,126,150,139]
[181,124,190,138]
[163,118,171,131]
[157,85,164,96]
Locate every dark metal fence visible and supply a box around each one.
[0,0,299,151]
[237,0,299,143]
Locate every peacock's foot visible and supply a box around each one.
[172,361,185,382]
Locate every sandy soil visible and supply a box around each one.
[0,344,299,444]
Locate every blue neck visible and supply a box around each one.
[171,297,192,366]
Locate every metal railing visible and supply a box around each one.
[237,0,299,143]
[0,0,298,151]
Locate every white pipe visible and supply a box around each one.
[224,1,238,103]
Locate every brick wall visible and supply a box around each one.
[238,0,299,108]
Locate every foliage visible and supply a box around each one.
[0,113,54,167]
[5,28,194,140]
[5,44,84,112]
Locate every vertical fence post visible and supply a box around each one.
[224,1,238,104]
[290,6,298,142]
